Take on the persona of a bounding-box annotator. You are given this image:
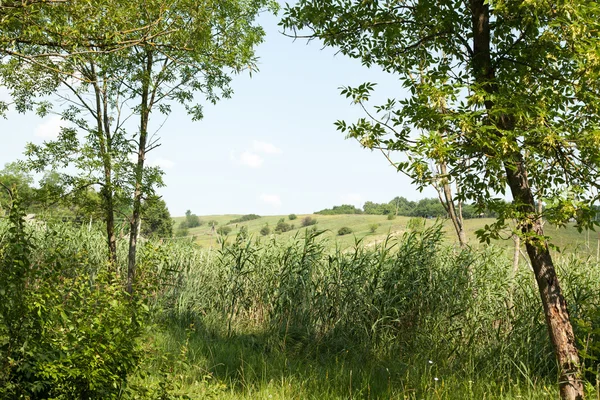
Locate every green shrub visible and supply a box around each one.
[260,224,271,236]
[228,214,261,224]
[217,226,232,235]
[175,226,189,237]
[369,223,379,233]
[338,226,353,235]
[301,216,317,227]
[0,197,148,398]
[387,213,396,220]
[207,219,218,227]
[406,217,426,231]
[275,218,293,233]
[288,213,297,220]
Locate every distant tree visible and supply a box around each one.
[217,226,232,236]
[141,196,173,239]
[228,214,261,224]
[301,216,317,227]
[288,213,297,220]
[274,218,293,234]
[0,162,35,213]
[260,224,271,236]
[180,210,202,229]
[337,226,352,236]
[315,204,362,215]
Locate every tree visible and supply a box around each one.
[2,0,279,294]
[180,210,202,229]
[282,2,600,398]
[141,195,173,239]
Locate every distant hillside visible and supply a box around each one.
[172,213,596,255]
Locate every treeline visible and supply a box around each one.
[316,197,494,219]
[0,163,173,239]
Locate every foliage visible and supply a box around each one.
[274,218,293,234]
[406,217,427,232]
[228,214,261,224]
[180,210,203,229]
[337,226,352,236]
[0,193,151,398]
[288,214,297,220]
[141,195,173,239]
[315,204,362,215]
[260,224,271,236]
[217,226,232,236]
[369,223,378,233]
[207,220,219,227]
[301,216,317,227]
[387,214,396,221]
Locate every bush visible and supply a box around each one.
[0,198,148,398]
[406,217,426,231]
[275,218,293,234]
[288,213,297,220]
[175,227,189,237]
[369,223,379,233]
[207,219,218,227]
[217,226,232,235]
[301,216,317,227]
[229,214,261,224]
[338,226,353,235]
[387,213,396,220]
[260,224,271,236]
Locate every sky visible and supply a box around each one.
[0,8,437,217]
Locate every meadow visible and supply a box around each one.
[175,213,600,256]
[1,211,599,399]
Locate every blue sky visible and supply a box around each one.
[0,9,437,217]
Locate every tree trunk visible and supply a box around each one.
[504,159,583,399]
[127,50,153,295]
[470,1,584,398]
[440,162,467,247]
[90,63,118,267]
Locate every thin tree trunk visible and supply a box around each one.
[89,62,118,267]
[436,162,467,247]
[127,51,153,294]
[470,1,583,398]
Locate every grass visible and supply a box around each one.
[138,224,600,398]
[173,213,600,256]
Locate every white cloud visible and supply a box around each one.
[340,193,363,207]
[239,151,264,168]
[253,140,281,154]
[35,115,65,139]
[260,194,282,207]
[148,157,175,169]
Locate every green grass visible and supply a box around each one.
[173,213,599,255]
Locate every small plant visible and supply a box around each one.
[288,213,297,220]
[338,226,353,235]
[301,216,317,227]
[260,224,271,236]
[217,226,232,235]
[387,213,396,220]
[407,217,426,231]
[207,219,218,227]
[369,223,379,233]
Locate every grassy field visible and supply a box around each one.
[174,213,600,256]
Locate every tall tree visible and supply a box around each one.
[282,1,600,398]
[2,0,278,293]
